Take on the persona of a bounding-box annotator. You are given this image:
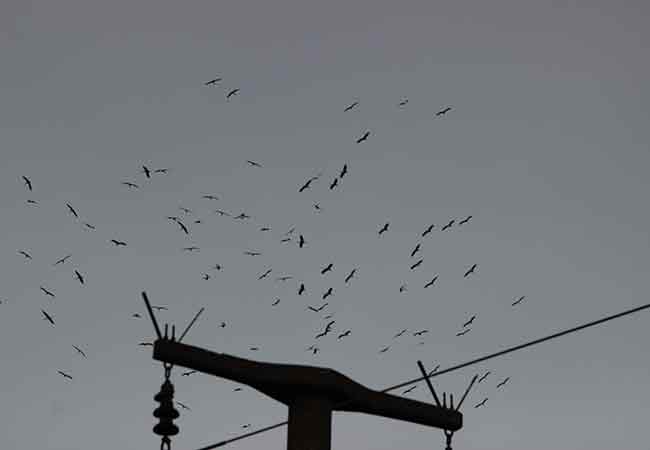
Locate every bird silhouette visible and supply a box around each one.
[478,371,491,384]
[18,250,32,260]
[441,220,454,231]
[379,346,390,353]
[393,329,407,338]
[344,269,357,284]
[280,237,292,243]
[456,328,471,337]
[219,322,226,328]
[83,223,96,230]
[337,330,351,339]
[474,398,488,408]
[410,243,421,258]
[329,178,339,190]
[151,306,168,311]
[299,177,316,192]
[315,320,335,339]
[183,246,200,252]
[26,199,38,205]
[246,160,262,168]
[153,168,169,174]
[344,101,359,112]
[496,377,511,388]
[421,224,435,237]
[462,314,476,328]
[138,342,153,347]
[435,107,452,117]
[276,276,293,282]
[298,235,306,248]
[244,250,261,256]
[214,209,231,217]
[378,222,389,235]
[399,283,407,292]
[110,239,127,247]
[413,330,429,336]
[202,273,211,281]
[181,370,197,376]
[174,220,189,235]
[234,212,251,220]
[179,207,193,215]
[22,176,33,191]
[74,270,85,285]
[66,203,79,219]
[131,313,141,319]
[72,345,87,358]
[40,286,55,299]
[122,181,139,189]
[141,165,151,178]
[410,259,423,270]
[323,314,334,320]
[272,298,281,306]
[320,263,334,275]
[424,276,438,288]
[213,264,223,271]
[313,203,322,212]
[511,296,526,306]
[57,370,73,380]
[249,347,259,351]
[41,309,55,326]
[307,303,328,312]
[458,215,473,225]
[356,131,370,143]
[399,98,409,107]
[242,424,251,429]
[176,401,191,411]
[233,387,243,392]
[402,385,417,395]
[202,194,219,200]
[204,77,222,86]
[258,268,272,280]
[339,164,348,178]
[322,287,333,300]
[463,264,477,278]
[226,88,240,100]
[298,283,306,295]
[53,254,72,266]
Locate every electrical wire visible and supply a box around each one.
[188,300,650,450]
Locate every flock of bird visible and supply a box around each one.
[9,76,525,434]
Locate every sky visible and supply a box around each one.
[1,1,650,449]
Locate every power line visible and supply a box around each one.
[189,300,650,450]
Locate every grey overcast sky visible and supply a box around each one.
[1,1,649,449]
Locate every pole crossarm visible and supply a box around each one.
[153,339,462,431]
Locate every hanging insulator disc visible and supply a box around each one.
[154,403,180,419]
[154,420,179,436]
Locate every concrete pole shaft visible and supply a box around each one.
[287,395,333,450]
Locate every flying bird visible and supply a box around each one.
[244,250,261,256]
[410,243,421,258]
[329,178,339,190]
[40,286,55,299]
[202,195,219,200]
[320,263,333,275]
[138,342,153,347]
[53,254,72,266]
[435,107,452,117]
[131,313,141,319]
[410,259,423,270]
[339,164,348,178]
[22,176,33,191]
[272,298,281,306]
[179,207,193,215]
[151,306,168,311]
[226,88,240,100]
[463,264,477,278]
[219,322,226,328]
[183,246,200,252]
[344,269,357,284]
[233,387,243,392]
[242,424,251,429]
[122,182,139,189]
[72,345,87,358]
[83,223,96,230]
[18,250,32,260]
[378,222,389,235]
[344,101,359,112]
[474,398,488,408]
[462,314,476,328]
[41,309,55,326]
[337,330,351,339]
[478,371,491,384]
[258,268,272,280]
[393,329,407,338]
[142,165,152,178]
[213,264,223,271]
[496,377,511,389]
[512,296,526,306]
[441,220,455,231]
[315,320,335,339]
[298,283,306,296]
[421,224,435,237]
[181,370,198,377]
[399,98,409,107]
[298,235,306,248]
[249,347,259,351]
[322,287,333,300]
[379,346,390,353]
[176,401,191,411]
[234,212,251,220]
[413,330,429,336]
[66,203,79,219]
[174,220,189,235]
[202,273,211,281]
[260,226,271,231]
[74,270,85,285]
[246,160,262,168]
[356,131,370,143]
[214,209,231,217]
[153,168,169,174]
[424,276,438,288]
[456,328,471,337]
[313,203,322,212]
[458,215,473,225]
[110,239,127,247]
[57,370,73,380]
[399,283,407,293]
[307,303,328,312]
[299,177,316,192]
[276,275,293,282]
[27,199,38,205]
[204,77,222,86]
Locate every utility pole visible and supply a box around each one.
[152,338,462,450]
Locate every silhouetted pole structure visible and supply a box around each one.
[153,338,462,450]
